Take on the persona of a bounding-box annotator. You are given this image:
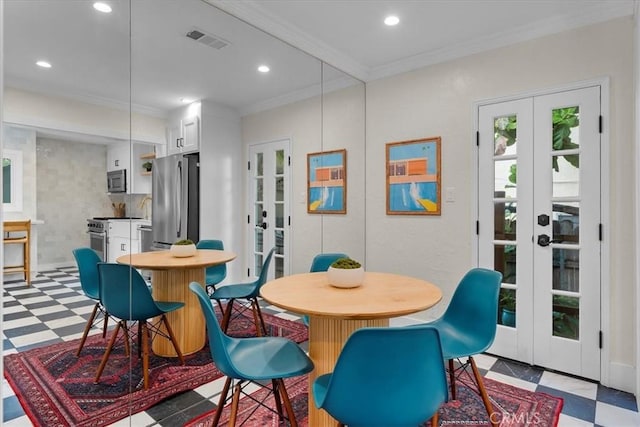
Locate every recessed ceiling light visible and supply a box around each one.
[384,15,400,26]
[180,98,193,104]
[257,65,270,73]
[36,60,52,68]
[93,2,112,13]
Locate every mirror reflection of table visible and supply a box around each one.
[261,271,442,427]
[116,249,236,356]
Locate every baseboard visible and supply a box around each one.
[606,362,636,395]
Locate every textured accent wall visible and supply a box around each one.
[36,138,112,266]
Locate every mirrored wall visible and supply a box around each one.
[2,0,365,422]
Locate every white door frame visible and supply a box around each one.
[472,77,610,385]
[246,138,291,280]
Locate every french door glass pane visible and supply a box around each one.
[494,115,517,156]
[254,229,263,252]
[552,155,580,197]
[498,288,516,328]
[552,202,579,243]
[256,178,263,202]
[494,160,517,198]
[275,177,284,201]
[257,153,264,175]
[551,107,580,150]
[494,201,517,240]
[553,295,579,340]
[276,149,284,174]
[494,244,516,284]
[275,203,284,228]
[553,248,580,292]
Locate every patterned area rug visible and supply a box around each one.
[3,312,307,427]
[185,374,563,427]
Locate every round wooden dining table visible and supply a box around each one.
[116,249,236,356]
[260,271,442,427]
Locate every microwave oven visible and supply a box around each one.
[107,169,127,193]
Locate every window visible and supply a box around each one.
[3,149,23,212]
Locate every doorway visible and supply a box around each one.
[247,139,290,281]
[477,85,603,380]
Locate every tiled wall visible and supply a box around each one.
[36,138,113,267]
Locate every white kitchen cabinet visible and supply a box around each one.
[107,220,146,263]
[106,141,130,172]
[167,116,200,156]
[106,142,154,194]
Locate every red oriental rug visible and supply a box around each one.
[186,375,563,427]
[3,312,307,427]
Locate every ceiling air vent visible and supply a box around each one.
[186,28,230,50]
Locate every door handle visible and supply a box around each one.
[256,222,268,230]
[537,234,563,247]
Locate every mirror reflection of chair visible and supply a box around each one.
[210,247,275,336]
[94,263,185,390]
[303,253,348,326]
[312,325,447,427]
[195,239,227,295]
[423,268,502,427]
[72,247,110,356]
[190,282,313,427]
[3,220,31,286]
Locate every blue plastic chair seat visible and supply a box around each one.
[190,281,313,426]
[210,283,259,300]
[312,325,447,427]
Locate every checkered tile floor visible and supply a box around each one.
[3,267,640,426]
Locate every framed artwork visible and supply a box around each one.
[307,149,347,214]
[386,137,441,215]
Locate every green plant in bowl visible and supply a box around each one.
[330,258,362,269]
[174,239,195,245]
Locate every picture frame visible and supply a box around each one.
[307,149,347,214]
[386,137,441,215]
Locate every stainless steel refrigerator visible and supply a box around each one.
[152,153,199,249]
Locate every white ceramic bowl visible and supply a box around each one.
[327,266,364,288]
[170,243,197,257]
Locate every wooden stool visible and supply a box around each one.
[3,220,31,286]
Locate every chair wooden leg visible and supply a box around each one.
[76,302,100,356]
[212,377,232,427]
[221,299,235,332]
[137,322,143,358]
[469,356,497,427]
[276,378,298,427]
[95,321,122,383]
[271,379,285,423]
[252,298,268,336]
[448,359,457,399]
[101,308,109,338]
[161,314,185,364]
[122,322,131,357]
[430,411,439,427]
[228,381,242,427]
[141,322,150,390]
[251,299,265,337]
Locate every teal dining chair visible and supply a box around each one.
[195,239,227,295]
[94,263,185,390]
[423,268,502,427]
[210,247,275,336]
[190,282,313,427]
[312,325,447,427]
[72,247,109,357]
[303,253,348,326]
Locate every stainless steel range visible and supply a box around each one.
[87,218,110,261]
[87,217,143,261]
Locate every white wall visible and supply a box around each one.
[242,16,635,393]
[3,87,166,145]
[199,100,244,283]
[365,17,634,391]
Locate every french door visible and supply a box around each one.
[247,139,290,281]
[477,86,602,380]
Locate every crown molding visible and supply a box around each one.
[5,77,168,118]
[206,0,370,82]
[370,1,634,81]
